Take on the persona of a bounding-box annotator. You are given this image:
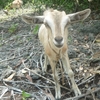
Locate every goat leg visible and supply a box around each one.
[48,57,61,99]
[62,53,81,96]
[42,55,48,72]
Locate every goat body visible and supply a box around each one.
[22,9,91,99]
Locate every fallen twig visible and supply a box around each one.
[0,86,8,99]
[4,80,54,88]
[78,75,94,86]
[64,87,100,100]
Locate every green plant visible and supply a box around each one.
[32,25,39,34]
[1,0,100,14]
[22,91,30,100]
[8,23,18,34]
[4,2,12,10]
[32,0,89,12]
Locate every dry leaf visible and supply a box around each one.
[25,74,33,82]
[3,72,16,81]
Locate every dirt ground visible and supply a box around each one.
[0,8,100,100]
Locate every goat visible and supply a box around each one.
[11,0,23,9]
[22,9,91,99]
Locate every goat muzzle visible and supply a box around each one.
[53,36,64,48]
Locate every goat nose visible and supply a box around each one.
[55,36,63,43]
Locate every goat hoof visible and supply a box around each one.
[55,97,61,100]
[42,71,46,75]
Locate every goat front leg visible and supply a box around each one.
[42,55,48,72]
[62,53,81,96]
[48,57,61,100]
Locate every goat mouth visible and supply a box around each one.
[55,44,63,48]
[53,39,64,48]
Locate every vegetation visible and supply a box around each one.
[8,23,18,34]
[32,25,39,34]
[0,0,100,12]
[22,91,30,100]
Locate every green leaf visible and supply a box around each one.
[8,23,18,33]
[33,25,39,34]
[22,91,31,98]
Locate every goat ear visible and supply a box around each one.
[68,9,91,23]
[22,15,44,24]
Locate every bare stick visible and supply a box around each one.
[64,87,100,100]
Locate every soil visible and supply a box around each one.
[0,8,100,100]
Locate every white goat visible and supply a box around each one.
[22,9,91,99]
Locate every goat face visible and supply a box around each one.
[43,10,69,48]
